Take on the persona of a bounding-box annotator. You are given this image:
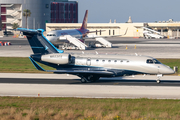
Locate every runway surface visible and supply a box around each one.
[0,73,180,99]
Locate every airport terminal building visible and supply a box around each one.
[46,19,180,38]
[0,0,78,30]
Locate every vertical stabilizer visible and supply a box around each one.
[80,10,88,29]
[17,28,64,54]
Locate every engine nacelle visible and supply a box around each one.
[41,53,71,65]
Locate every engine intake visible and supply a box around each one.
[41,53,71,65]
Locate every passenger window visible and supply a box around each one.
[121,60,123,62]
[102,60,105,62]
[96,59,99,62]
[114,60,117,62]
[108,60,111,62]
[146,59,153,64]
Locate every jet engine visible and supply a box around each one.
[41,53,71,65]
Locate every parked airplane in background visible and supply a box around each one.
[46,10,127,50]
[17,28,174,83]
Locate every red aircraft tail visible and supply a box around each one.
[80,10,88,29]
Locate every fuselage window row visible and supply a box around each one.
[95,59,129,63]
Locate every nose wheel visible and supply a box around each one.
[156,74,163,84]
[156,79,160,84]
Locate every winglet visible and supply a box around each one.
[29,57,45,71]
[80,10,88,29]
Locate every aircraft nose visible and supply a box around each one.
[159,65,175,74]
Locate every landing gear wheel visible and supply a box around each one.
[80,75,100,83]
[156,80,160,84]
[156,74,162,84]
[81,77,87,83]
[81,76,91,83]
[91,76,100,82]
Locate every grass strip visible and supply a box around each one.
[0,57,54,73]
[0,57,180,74]
[0,97,180,120]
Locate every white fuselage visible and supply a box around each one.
[71,54,174,75]
[46,29,82,44]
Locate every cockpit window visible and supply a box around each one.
[146,59,153,64]
[153,59,161,64]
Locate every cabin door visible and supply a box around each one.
[86,58,91,66]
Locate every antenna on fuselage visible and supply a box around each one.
[82,51,84,54]
[135,53,138,56]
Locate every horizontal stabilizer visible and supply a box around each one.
[29,57,45,71]
[17,28,39,34]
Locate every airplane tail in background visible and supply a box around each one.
[17,28,63,54]
[80,10,88,30]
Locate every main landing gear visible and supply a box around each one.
[156,74,163,84]
[80,75,100,83]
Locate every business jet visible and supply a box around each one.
[17,28,174,83]
[46,10,127,50]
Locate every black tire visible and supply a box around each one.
[81,77,87,83]
[90,76,100,82]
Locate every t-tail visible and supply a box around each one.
[17,28,64,55]
[80,10,88,30]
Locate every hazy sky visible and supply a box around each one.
[70,0,180,23]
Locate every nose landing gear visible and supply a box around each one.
[156,74,163,84]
